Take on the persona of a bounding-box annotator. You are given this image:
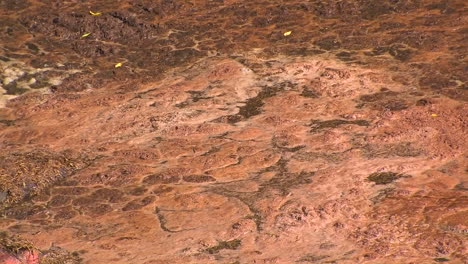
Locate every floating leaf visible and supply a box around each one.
[81,32,91,38]
[283,31,292,36]
[114,62,123,68]
[89,11,102,16]
[431,113,438,117]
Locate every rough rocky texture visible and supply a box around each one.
[0,0,467,263]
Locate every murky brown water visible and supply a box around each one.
[0,0,467,263]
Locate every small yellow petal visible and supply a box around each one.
[81,32,91,38]
[283,31,292,36]
[114,62,123,68]
[431,113,438,117]
[89,11,102,16]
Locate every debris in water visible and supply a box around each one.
[89,11,102,16]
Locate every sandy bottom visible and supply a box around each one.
[0,0,466,263]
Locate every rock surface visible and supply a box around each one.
[0,0,467,263]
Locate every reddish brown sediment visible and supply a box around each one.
[0,0,467,263]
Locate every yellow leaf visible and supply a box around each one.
[81,32,91,38]
[89,11,102,16]
[431,113,438,117]
[283,31,292,36]
[114,62,123,68]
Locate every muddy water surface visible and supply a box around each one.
[0,0,467,263]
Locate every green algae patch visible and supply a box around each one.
[205,239,242,254]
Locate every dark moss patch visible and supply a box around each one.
[370,187,395,203]
[201,146,221,156]
[220,82,291,123]
[142,174,180,185]
[260,159,314,195]
[360,1,393,19]
[41,246,83,264]
[360,90,399,102]
[152,185,174,195]
[3,82,29,95]
[336,51,356,61]
[122,196,155,211]
[382,99,408,111]
[48,195,72,207]
[0,231,34,254]
[0,55,10,62]
[71,196,94,207]
[389,44,413,61]
[300,87,320,98]
[416,98,431,106]
[238,85,280,119]
[377,22,406,31]
[81,203,112,216]
[0,120,15,126]
[127,186,147,196]
[310,119,369,132]
[54,208,78,220]
[212,114,243,124]
[51,187,89,196]
[25,42,39,53]
[176,90,213,108]
[262,171,314,195]
[283,47,325,56]
[0,150,87,208]
[367,172,407,185]
[183,175,216,183]
[205,239,242,254]
[419,74,457,90]
[454,183,468,191]
[154,206,184,233]
[364,46,389,56]
[314,36,341,50]
[359,90,409,111]
[297,254,330,262]
[293,151,346,164]
[0,0,30,11]
[89,188,124,203]
[161,48,204,67]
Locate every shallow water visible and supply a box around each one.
[0,0,467,263]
